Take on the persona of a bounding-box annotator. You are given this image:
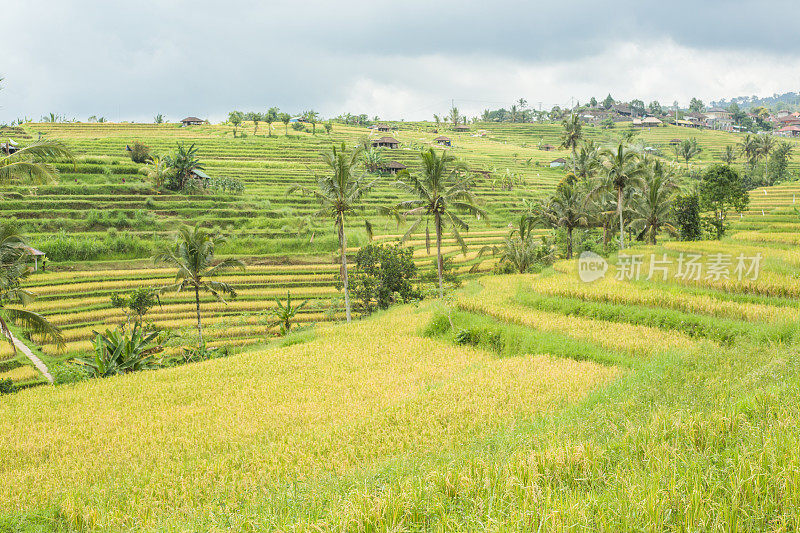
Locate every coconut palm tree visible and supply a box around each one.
[629,161,678,245]
[673,138,701,169]
[598,143,645,249]
[560,114,583,168]
[0,227,64,352]
[395,148,486,297]
[155,225,244,348]
[288,143,375,322]
[0,140,74,186]
[757,133,776,184]
[738,134,759,168]
[543,174,588,259]
[572,140,600,180]
[721,145,737,165]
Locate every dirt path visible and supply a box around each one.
[10,333,53,383]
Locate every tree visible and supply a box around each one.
[110,287,159,327]
[349,243,420,313]
[698,164,749,239]
[155,225,244,348]
[768,140,793,184]
[279,113,291,135]
[245,112,262,135]
[288,144,375,322]
[738,134,759,168]
[589,96,598,108]
[265,107,279,137]
[0,140,74,186]
[572,140,600,180]
[304,110,319,134]
[629,162,677,245]
[689,97,705,113]
[543,174,587,258]
[672,193,702,241]
[0,227,65,353]
[673,138,702,168]
[648,100,663,116]
[395,148,486,297]
[164,143,204,191]
[602,94,615,110]
[560,114,583,169]
[721,145,737,165]
[630,99,645,117]
[154,114,164,124]
[756,133,776,184]
[324,121,333,134]
[228,111,244,138]
[449,106,460,128]
[598,143,645,249]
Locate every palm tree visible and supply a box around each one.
[629,162,678,245]
[0,227,64,352]
[721,145,737,165]
[543,175,588,258]
[449,107,460,128]
[572,140,600,180]
[477,214,552,273]
[673,138,701,168]
[584,175,618,248]
[155,225,244,348]
[738,134,759,169]
[598,143,645,249]
[0,140,74,185]
[395,148,486,297]
[141,155,172,188]
[560,114,583,168]
[288,144,375,322]
[757,133,776,184]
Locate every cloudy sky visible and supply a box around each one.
[2,1,800,123]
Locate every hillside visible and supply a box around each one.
[1,120,799,387]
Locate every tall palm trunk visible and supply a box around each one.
[566,227,573,259]
[435,212,444,298]
[338,219,352,322]
[617,186,625,249]
[194,284,204,348]
[764,154,769,183]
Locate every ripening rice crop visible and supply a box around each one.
[456,275,696,355]
[0,304,618,530]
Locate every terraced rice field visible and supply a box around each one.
[3,224,800,528]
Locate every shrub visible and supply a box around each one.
[129,141,151,164]
[0,378,14,395]
[51,363,89,385]
[75,325,162,378]
[291,122,305,131]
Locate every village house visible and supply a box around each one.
[0,139,19,154]
[373,124,392,132]
[434,135,452,146]
[539,143,555,151]
[777,125,800,138]
[180,117,205,126]
[379,161,407,174]
[453,124,470,132]
[372,136,400,149]
[550,157,567,168]
[632,117,662,127]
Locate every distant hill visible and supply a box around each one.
[711,91,800,112]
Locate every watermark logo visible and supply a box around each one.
[578,251,608,283]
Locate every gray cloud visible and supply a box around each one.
[2,1,799,123]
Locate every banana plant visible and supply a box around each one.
[270,291,308,336]
[76,324,162,377]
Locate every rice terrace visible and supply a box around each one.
[3,2,800,531]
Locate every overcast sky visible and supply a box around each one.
[2,1,800,123]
